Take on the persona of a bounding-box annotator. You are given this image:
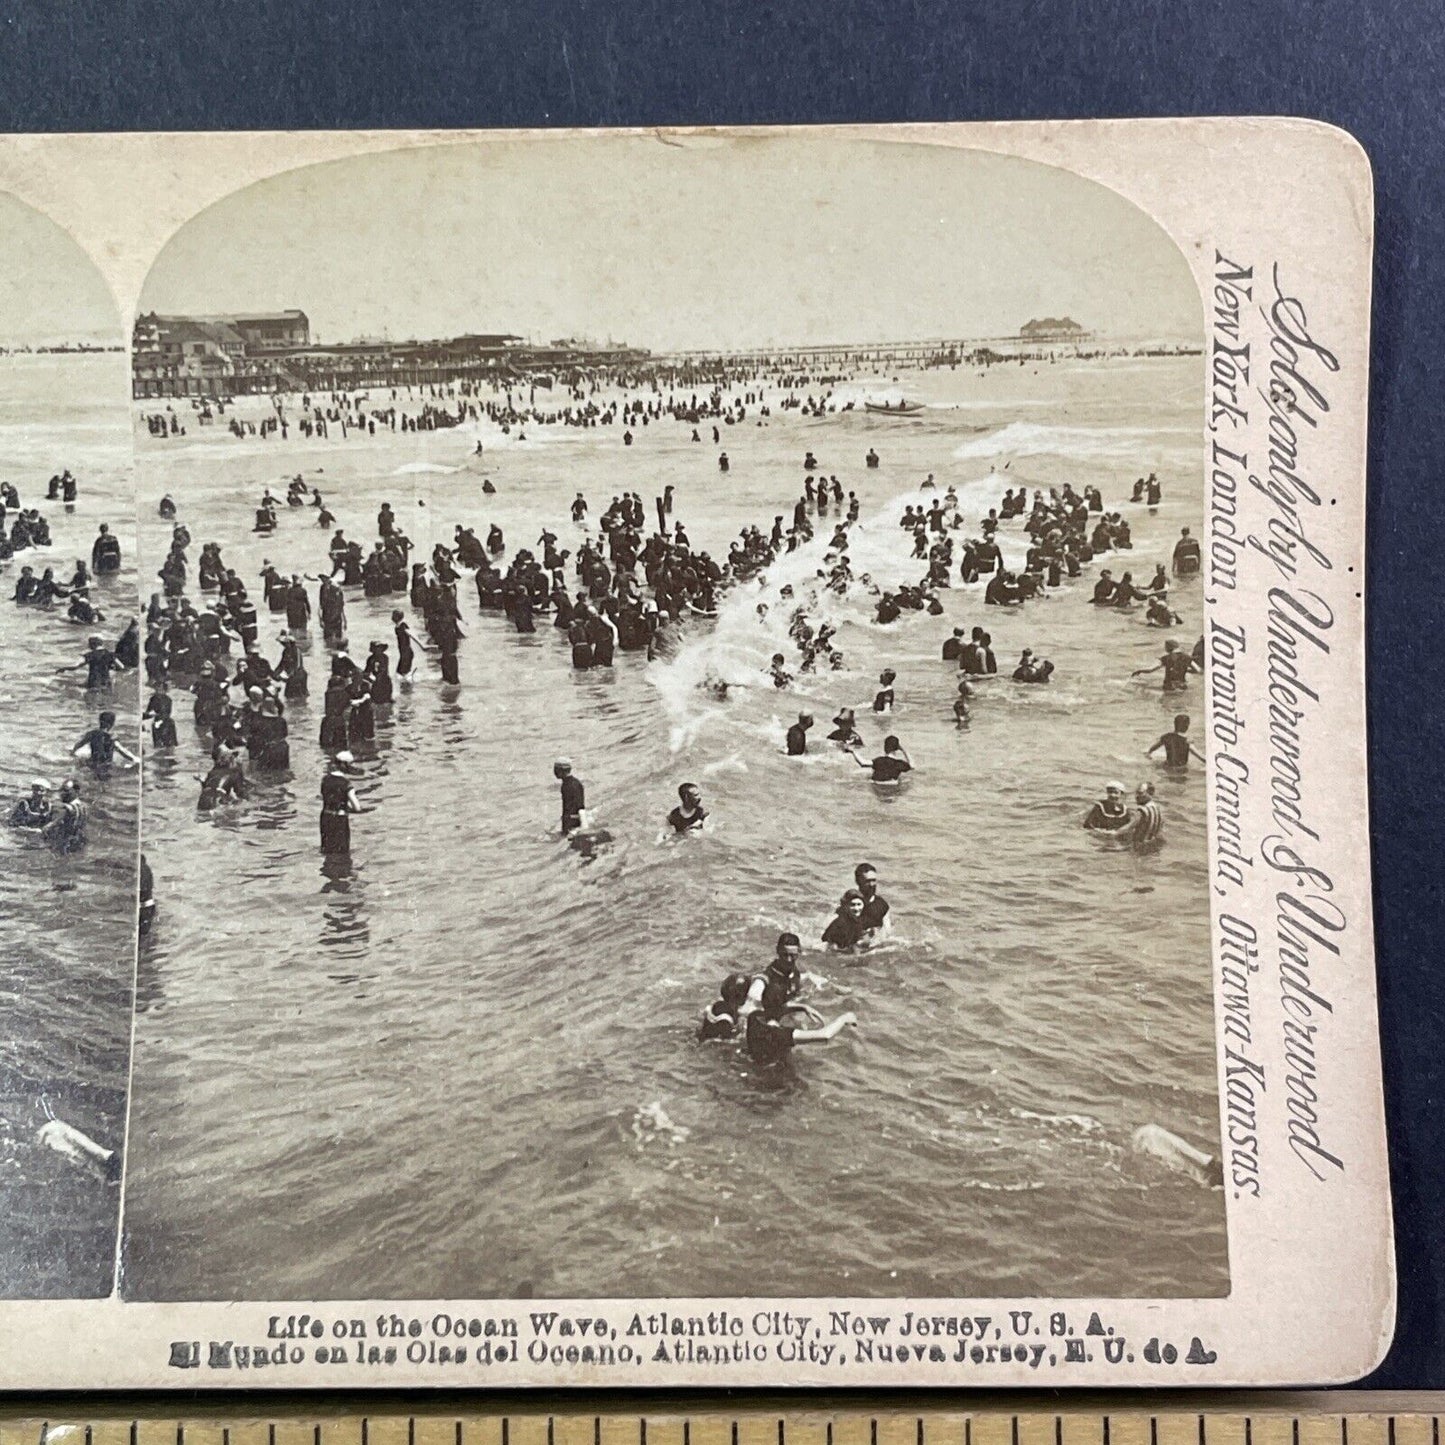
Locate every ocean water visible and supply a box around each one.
[116,351,1227,1301]
[0,352,138,1298]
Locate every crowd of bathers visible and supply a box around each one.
[686,457,1209,1065]
[20,364,1210,1073]
[4,473,141,860]
[132,414,890,871]
[136,358,865,453]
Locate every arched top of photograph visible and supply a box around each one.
[0,190,122,348]
[135,133,1202,351]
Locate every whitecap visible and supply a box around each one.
[952,421,1195,463]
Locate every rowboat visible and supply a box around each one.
[864,400,924,417]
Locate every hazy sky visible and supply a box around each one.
[0,192,120,345]
[141,134,1201,351]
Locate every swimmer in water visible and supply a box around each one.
[1131,782,1164,845]
[139,852,156,936]
[822,889,870,952]
[1132,638,1201,690]
[1083,780,1132,832]
[738,932,858,1064]
[1148,713,1205,768]
[319,757,361,854]
[9,779,53,829]
[1173,526,1201,575]
[697,972,751,1042]
[554,757,586,835]
[768,653,793,689]
[785,712,813,756]
[952,677,973,726]
[848,734,912,783]
[828,707,863,748]
[1145,594,1183,627]
[72,709,139,771]
[1013,651,1054,684]
[853,862,890,933]
[873,668,896,713]
[44,779,87,853]
[744,995,858,1063]
[667,782,707,833]
[63,635,123,690]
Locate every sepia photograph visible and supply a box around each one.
[114,134,1227,1303]
[0,192,138,1298]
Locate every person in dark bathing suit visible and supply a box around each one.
[849,734,911,783]
[828,708,862,747]
[822,890,870,951]
[143,683,179,747]
[1148,713,1205,768]
[667,782,707,833]
[10,780,52,829]
[72,709,138,771]
[786,713,813,756]
[873,669,896,712]
[1083,781,1131,832]
[739,934,857,1064]
[555,757,585,835]
[1172,527,1202,576]
[1132,639,1201,691]
[365,641,394,706]
[90,523,122,575]
[319,758,360,854]
[952,677,973,726]
[392,610,423,678]
[320,669,351,752]
[853,862,890,933]
[697,972,751,1041]
[139,853,156,936]
[346,673,376,748]
[67,634,122,690]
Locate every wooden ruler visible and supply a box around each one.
[0,1394,1441,1445]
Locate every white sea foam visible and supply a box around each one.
[1010,1107,1106,1133]
[632,1101,690,1148]
[953,422,1195,462]
[647,476,1022,752]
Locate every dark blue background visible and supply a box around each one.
[2,0,1439,1388]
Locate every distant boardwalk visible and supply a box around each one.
[131,310,1197,400]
